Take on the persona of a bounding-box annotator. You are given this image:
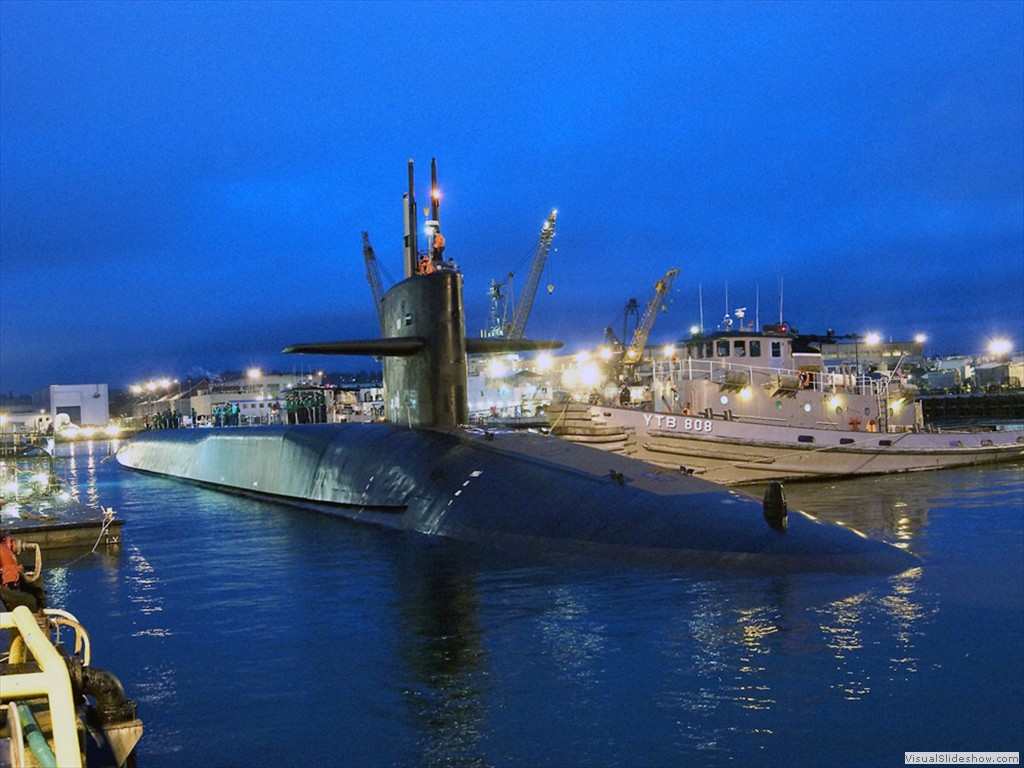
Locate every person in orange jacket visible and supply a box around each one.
[0,532,46,612]
[1,532,21,587]
[432,230,446,263]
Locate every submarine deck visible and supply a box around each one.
[115,424,919,574]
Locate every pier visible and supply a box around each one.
[4,515,123,552]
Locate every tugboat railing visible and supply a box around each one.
[43,607,92,666]
[1,604,82,768]
[654,359,887,398]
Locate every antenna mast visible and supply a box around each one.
[698,283,704,332]
[424,157,441,255]
[403,159,418,278]
[778,277,784,324]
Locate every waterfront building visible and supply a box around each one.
[187,392,282,425]
[0,410,51,436]
[818,337,926,372]
[974,360,1023,390]
[124,373,386,426]
[31,383,110,427]
[920,368,962,392]
[468,367,553,417]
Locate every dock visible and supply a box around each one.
[5,517,123,551]
[1,505,123,553]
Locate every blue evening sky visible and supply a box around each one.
[1,0,1022,393]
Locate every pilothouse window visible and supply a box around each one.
[750,340,761,357]
[733,341,746,357]
[716,340,730,357]
[771,341,782,358]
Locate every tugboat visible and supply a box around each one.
[555,324,1024,484]
[1,533,142,767]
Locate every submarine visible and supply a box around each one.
[117,159,917,575]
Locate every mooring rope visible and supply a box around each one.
[59,506,118,567]
[90,506,117,553]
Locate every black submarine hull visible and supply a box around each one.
[116,424,918,574]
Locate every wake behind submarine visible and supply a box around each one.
[117,159,917,575]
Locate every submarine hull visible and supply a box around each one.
[116,425,918,574]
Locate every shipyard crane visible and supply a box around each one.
[505,210,558,339]
[362,231,386,332]
[621,267,679,380]
[484,278,512,339]
[603,298,640,353]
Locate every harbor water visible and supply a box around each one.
[21,441,1024,766]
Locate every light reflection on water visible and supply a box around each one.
[57,439,113,509]
[24,445,1024,766]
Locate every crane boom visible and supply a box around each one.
[362,231,385,331]
[507,210,558,339]
[623,268,679,364]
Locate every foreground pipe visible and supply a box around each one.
[18,703,57,768]
[83,666,137,725]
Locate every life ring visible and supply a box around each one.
[867,419,877,432]
[848,417,861,431]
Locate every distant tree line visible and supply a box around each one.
[0,392,32,407]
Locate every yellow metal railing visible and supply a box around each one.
[43,607,92,666]
[1,605,82,768]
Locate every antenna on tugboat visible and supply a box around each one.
[778,276,784,325]
[755,284,760,331]
[698,283,704,333]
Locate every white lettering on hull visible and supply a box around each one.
[643,414,713,433]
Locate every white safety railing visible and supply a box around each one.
[652,358,888,397]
